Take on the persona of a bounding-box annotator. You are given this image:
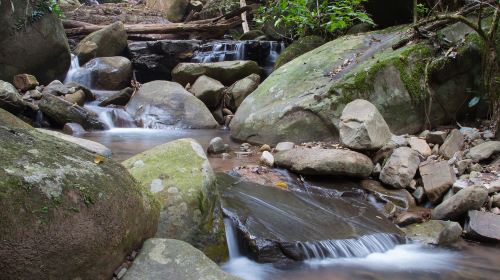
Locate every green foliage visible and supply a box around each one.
[257,0,374,39]
[14,0,64,32]
[416,3,429,17]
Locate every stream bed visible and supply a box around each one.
[81,128,500,280]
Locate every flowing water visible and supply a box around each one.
[64,46,500,280]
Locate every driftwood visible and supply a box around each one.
[64,6,253,38]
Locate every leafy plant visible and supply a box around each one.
[13,0,64,31]
[257,0,374,39]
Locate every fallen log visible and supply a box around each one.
[65,18,243,36]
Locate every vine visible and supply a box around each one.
[13,0,64,32]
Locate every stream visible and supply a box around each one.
[63,42,500,280]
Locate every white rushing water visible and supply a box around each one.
[221,218,459,280]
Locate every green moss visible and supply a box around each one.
[274,36,326,69]
[336,42,433,102]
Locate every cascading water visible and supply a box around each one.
[64,55,136,129]
[191,40,285,76]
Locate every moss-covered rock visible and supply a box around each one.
[122,139,227,262]
[230,23,485,145]
[0,126,160,280]
[274,36,325,70]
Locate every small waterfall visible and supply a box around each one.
[191,40,284,76]
[297,233,405,260]
[64,54,92,88]
[192,41,247,63]
[224,218,241,259]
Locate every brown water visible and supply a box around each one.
[81,128,500,280]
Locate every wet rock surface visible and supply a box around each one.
[218,173,403,262]
[403,220,462,245]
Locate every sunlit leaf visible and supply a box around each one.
[275,181,288,190]
[94,155,105,164]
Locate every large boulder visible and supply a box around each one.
[123,238,240,280]
[122,139,227,261]
[74,22,128,65]
[146,0,190,22]
[274,35,325,70]
[125,81,218,129]
[230,23,484,145]
[274,147,373,178]
[339,99,392,150]
[0,125,159,280]
[431,185,488,221]
[0,81,26,114]
[439,129,464,159]
[172,60,261,86]
[38,93,106,130]
[189,75,225,110]
[0,2,71,84]
[379,147,420,189]
[77,56,132,90]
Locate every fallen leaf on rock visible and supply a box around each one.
[94,155,105,164]
[275,181,288,190]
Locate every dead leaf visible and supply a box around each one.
[94,155,105,164]
[275,181,288,190]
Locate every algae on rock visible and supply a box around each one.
[122,138,228,262]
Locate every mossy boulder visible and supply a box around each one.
[274,36,325,70]
[0,126,160,280]
[172,60,261,86]
[230,23,484,145]
[122,139,227,262]
[0,1,71,84]
[75,22,128,65]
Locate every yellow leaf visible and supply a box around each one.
[275,181,288,190]
[94,155,105,164]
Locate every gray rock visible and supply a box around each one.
[172,60,261,86]
[466,141,500,162]
[460,127,481,141]
[491,194,500,208]
[339,99,392,150]
[275,148,374,178]
[39,93,105,130]
[125,81,218,129]
[260,151,274,167]
[379,147,420,189]
[465,210,500,242]
[426,131,448,145]
[75,22,128,65]
[275,142,295,152]
[36,128,112,157]
[455,159,472,175]
[403,220,462,245]
[145,0,190,22]
[419,161,456,204]
[189,75,225,110]
[394,212,424,227]
[360,180,415,210]
[123,238,240,280]
[63,123,86,135]
[408,137,431,157]
[0,80,26,113]
[432,185,488,220]
[122,139,226,260]
[42,80,71,96]
[63,90,86,106]
[0,6,71,84]
[439,129,464,159]
[81,57,132,90]
[227,74,261,111]
[99,87,134,107]
[207,137,227,154]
